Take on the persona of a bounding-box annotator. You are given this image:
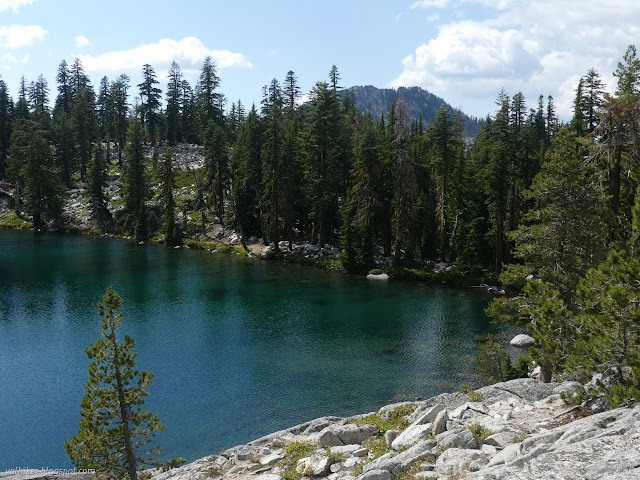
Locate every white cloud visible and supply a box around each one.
[427,13,440,21]
[0,24,46,48]
[75,35,90,48]
[410,0,449,9]
[78,36,252,73]
[0,0,34,13]
[392,0,640,119]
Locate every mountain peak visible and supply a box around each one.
[342,85,483,137]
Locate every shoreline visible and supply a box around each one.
[146,377,637,480]
[0,218,500,291]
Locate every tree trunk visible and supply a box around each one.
[111,326,138,480]
[538,359,553,383]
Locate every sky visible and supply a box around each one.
[0,0,639,121]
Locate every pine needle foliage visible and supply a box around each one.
[65,287,165,480]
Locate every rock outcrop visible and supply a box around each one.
[144,378,640,480]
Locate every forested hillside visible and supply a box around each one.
[342,85,484,137]
[0,59,559,272]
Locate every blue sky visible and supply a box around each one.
[1,0,639,120]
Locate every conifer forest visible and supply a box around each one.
[3,46,640,403]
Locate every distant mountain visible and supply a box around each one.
[342,85,484,138]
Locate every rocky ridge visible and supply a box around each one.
[147,378,640,480]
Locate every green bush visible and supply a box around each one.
[278,441,317,480]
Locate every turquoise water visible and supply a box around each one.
[0,231,498,469]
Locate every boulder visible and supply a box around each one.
[409,404,445,425]
[510,334,535,347]
[330,444,362,456]
[316,424,376,447]
[306,244,321,254]
[391,423,432,450]
[364,440,436,475]
[435,428,478,450]
[384,429,399,449]
[431,409,449,436]
[366,273,390,281]
[477,378,556,403]
[484,431,520,448]
[358,470,392,480]
[259,453,283,466]
[312,456,333,476]
[435,449,488,477]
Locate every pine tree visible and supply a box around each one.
[391,95,417,265]
[122,120,147,238]
[571,250,640,405]
[9,119,63,230]
[203,120,229,221]
[72,85,97,181]
[110,74,130,166]
[159,148,181,245]
[56,59,72,114]
[0,77,12,178]
[260,79,285,249]
[88,143,112,231]
[195,57,223,140]
[304,81,343,246]
[138,64,162,144]
[230,105,262,239]
[502,128,609,300]
[345,112,379,268]
[166,61,183,145]
[65,287,165,479]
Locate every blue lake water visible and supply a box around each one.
[0,231,500,469]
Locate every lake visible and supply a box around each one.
[0,230,500,469]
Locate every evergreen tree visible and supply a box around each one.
[180,80,195,143]
[69,58,91,98]
[65,287,165,479]
[260,79,285,249]
[28,74,51,129]
[303,81,343,246]
[122,120,147,238]
[195,57,223,140]
[88,143,112,231]
[159,148,181,245]
[110,74,130,166]
[391,95,417,265]
[138,64,162,144]
[9,119,63,230]
[72,85,97,181]
[230,105,262,239]
[582,69,605,133]
[166,61,183,145]
[96,76,112,147]
[13,76,30,122]
[203,120,229,221]
[572,250,640,405]
[483,92,512,269]
[56,59,72,114]
[0,77,12,178]
[345,112,379,268]
[501,128,609,300]
[427,105,463,261]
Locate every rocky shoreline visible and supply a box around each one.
[2,378,638,480]
[146,378,639,480]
